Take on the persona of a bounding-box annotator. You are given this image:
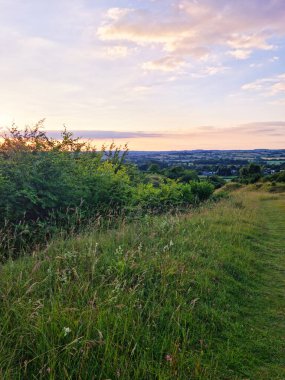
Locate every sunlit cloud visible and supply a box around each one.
[193,65,229,77]
[98,0,285,64]
[106,7,133,21]
[142,56,185,72]
[242,73,285,96]
[104,45,130,58]
[132,86,152,94]
[46,130,164,139]
[227,33,274,51]
[228,49,252,60]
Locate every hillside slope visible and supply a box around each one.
[0,191,284,379]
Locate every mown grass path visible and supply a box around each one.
[246,193,285,379]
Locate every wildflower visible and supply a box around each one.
[63,327,71,336]
[163,244,169,252]
[165,354,173,362]
[163,240,174,252]
[115,246,123,256]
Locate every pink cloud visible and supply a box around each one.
[97,0,285,67]
[142,56,185,72]
[242,73,285,96]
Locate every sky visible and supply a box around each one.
[0,0,285,150]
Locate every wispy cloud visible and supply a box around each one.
[46,122,285,141]
[103,45,130,59]
[189,122,285,137]
[240,121,285,128]
[192,65,229,77]
[242,73,285,96]
[142,56,185,72]
[228,49,252,60]
[46,130,165,139]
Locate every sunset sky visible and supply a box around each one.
[0,0,285,150]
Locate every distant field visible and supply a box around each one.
[199,176,236,182]
[266,160,285,165]
[0,190,284,379]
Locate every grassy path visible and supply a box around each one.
[0,191,284,379]
[246,193,285,379]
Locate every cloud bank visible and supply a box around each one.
[45,121,285,142]
[46,130,164,140]
[98,0,285,70]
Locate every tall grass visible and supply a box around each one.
[0,191,284,379]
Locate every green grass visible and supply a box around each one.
[0,190,284,379]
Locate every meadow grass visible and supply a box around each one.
[0,190,284,379]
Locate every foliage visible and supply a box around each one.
[268,170,285,183]
[133,180,197,213]
[239,163,262,184]
[216,166,233,176]
[0,123,132,256]
[163,166,200,183]
[145,163,200,184]
[206,175,226,189]
[0,123,214,259]
[189,181,215,201]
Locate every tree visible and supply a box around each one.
[239,163,262,184]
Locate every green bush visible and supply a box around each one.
[189,181,215,202]
[269,171,285,183]
[207,175,226,189]
[239,163,262,184]
[0,123,215,259]
[134,181,180,212]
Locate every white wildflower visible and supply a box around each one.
[63,327,71,336]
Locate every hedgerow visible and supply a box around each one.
[0,122,214,259]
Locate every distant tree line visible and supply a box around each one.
[142,160,285,187]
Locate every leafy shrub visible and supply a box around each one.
[239,163,262,184]
[163,166,199,183]
[133,180,192,212]
[0,123,215,259]
[269,171,285,183]
[189,181,215,202]
[207,175,226,189]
